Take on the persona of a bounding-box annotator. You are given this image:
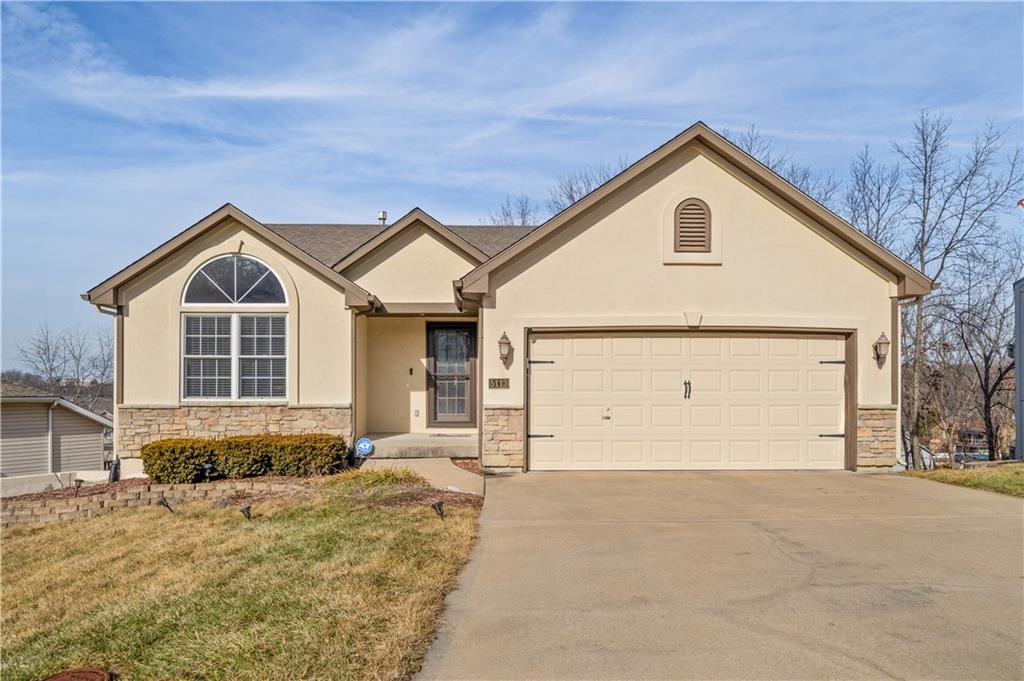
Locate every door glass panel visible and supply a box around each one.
[433,328,471,418]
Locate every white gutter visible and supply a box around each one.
[47,400,57,474]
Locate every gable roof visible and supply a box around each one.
[459,122,934,298]
[332,208,488,272]
[1,382,113,428]
[266,223,537,265]
[83,204,372,308]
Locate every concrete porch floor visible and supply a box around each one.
[362,432,478,459]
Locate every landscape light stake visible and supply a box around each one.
[157,497,174,513]
[239,505,253,521]
[203,462,214,483]
[73,479,84,497]
[431,499,445,520]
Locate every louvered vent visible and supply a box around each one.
[674,199,711,252]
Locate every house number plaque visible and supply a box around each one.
[488,378,510,389]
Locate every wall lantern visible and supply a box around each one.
[873,332,890,367]
[498,332,512,363]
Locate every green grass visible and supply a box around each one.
[1,470,480,681]
[907,462,1024,498]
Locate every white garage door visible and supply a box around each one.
[527,333,847,471]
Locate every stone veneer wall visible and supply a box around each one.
[482,407,524,470]
[857,406,899,468]
[118,405,352,459]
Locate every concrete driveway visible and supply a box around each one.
[418,472,1023,680]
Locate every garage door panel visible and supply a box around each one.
[611,370,644,391]
[571,370,604,391]
[528,332,846,471]
[651,405,684,427]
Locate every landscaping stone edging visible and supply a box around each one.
[1,479,310,531]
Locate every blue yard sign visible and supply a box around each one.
[355,437,374,458]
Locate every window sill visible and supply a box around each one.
[179,400,289,407]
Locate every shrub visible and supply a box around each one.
[141,434,348,484]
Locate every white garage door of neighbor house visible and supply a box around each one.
[527,333,847,471]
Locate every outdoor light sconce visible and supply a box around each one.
[498,332,512,364]
[873,332,890,368]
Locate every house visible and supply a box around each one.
[0,381,113,495]
[83,122,933,475]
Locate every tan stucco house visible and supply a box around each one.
[84,122,932,474]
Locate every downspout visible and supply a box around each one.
[47,400,57,474]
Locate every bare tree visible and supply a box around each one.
[723,124,840,208]
[923,332,974,468]
[16,324,113,410]
[844,145,905,250]
[489,192,539,226]
[16,323,67,393]
[546,157,630,215]
[950,241,1021,460]
[896,111,1024,468]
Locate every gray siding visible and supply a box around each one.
[53,406,105,472]
[1,403,50,476]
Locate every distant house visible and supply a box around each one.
[0,381,113,495]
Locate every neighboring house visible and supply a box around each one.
[83,122,933,474]
[0,381,113,494]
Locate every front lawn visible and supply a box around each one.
[907,462,1024,498]
[1,469,480,681]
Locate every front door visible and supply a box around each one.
[427,323,476,427]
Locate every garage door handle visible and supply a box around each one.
[684,380,691,399]
[818,433,845,438]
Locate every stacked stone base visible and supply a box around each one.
[118,405,352,459]
[482,407,524,470]
[857,406,899,468]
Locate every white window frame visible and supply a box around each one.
[181,254,289,307]
[180,312,289,402]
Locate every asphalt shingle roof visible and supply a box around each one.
[1,381,56,398]
[265,222,539,268]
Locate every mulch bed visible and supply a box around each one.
[3,478,152,504]
[450,458,484,476]
[371,487,484,511]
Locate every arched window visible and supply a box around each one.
[183,255,286,304]
[674,198,711,253]
[181,255,287,400]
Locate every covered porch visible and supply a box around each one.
[353,311,479,457]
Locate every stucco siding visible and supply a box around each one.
[119,219,353,408]
[480,144,899,410]
[344,225,477,303]
[1,403,50,476]
[53,405,105,471]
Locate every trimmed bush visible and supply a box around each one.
[141,434,348,484]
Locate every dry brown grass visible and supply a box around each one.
[1,470,480,681]
[907,462,1024,498]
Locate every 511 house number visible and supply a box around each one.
[488,378,510,389]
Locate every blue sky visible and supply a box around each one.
[2,1,1021,368]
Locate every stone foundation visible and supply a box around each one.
[118,405,352,459]
[857,406,898,468]
[482,407,524,470]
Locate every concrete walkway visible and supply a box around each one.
[418,472,1023,680]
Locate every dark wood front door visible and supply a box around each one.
[427,323,476,427]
